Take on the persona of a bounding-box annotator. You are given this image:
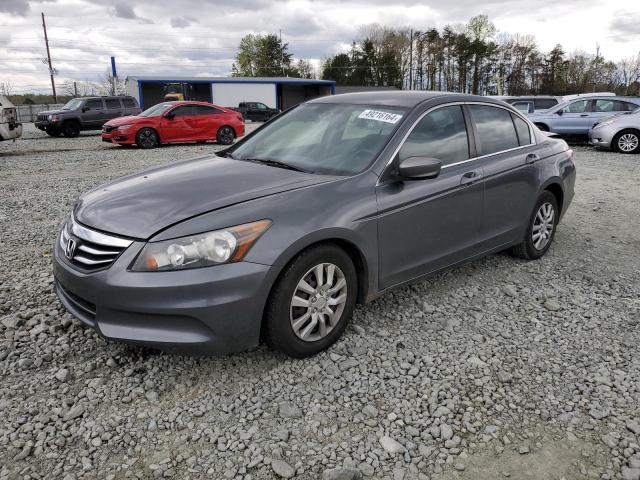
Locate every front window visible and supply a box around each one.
[61,99,83,111]
[228,103,407,175]
[138,103,172,117]
[398,105,469,165]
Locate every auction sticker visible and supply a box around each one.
[358,109,403,124]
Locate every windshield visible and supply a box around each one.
[62,99,83,110]
[228,103,407,175]
[139,102,172,117]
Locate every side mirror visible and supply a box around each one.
[164,113,175,120]
[555,110,564,116]
[398,157,442,179]
[82,107,89,112]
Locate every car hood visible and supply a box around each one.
[38,109,68,116]
[75,156,335,239]
[104,115,144,126]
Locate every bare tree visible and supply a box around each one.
[0,80,15,96]
[617,55,640,95]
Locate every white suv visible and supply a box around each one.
[0,95,22,141]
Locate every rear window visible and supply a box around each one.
[122,98,136,108]
[85,99,104,109]
[105,98,121,109]
[533,98,558,109]
[195,105,223,115]
[469,105,519,156]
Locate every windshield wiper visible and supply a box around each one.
[239,157,312,173]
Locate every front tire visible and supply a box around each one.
[136,128,159,149]
[510,191,558,260]
[216,126,235,145]
[264,244,358,358]
[62,121,80,138]
[46,128,62,137]
[613,130,640,154]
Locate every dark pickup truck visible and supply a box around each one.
[232,102,280,122]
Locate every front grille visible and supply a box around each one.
[59,218,133,272]
[37,114,48,122]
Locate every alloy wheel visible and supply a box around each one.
[138,129,157,148]
[532,202,555,250]
[218,127,234,145]
[617,133,639,153]
[290,263,348,342]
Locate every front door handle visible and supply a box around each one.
[580,114,589,117]
[526,153,540,164]
[460,171,481,186]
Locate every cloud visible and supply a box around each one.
[610,11,640,37]
[112,3,153,23]
[0,0,30,15]
[171,16,199,28]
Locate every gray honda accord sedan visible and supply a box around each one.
[53,92,576,358]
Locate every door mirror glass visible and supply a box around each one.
[398,157,442,179]
[555,110,563,115]
[164,112,175,120]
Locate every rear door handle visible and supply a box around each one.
[526,153,540,164]
[580,114,589,117]
[460,170,482,186]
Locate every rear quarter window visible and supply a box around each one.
[122,98,136,108]
[511,114,532,146]
[469,105,520,156]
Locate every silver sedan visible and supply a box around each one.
[589,107,640,154]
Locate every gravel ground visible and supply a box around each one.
[1,124,640,480]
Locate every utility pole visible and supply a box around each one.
[41,12,57,102]
[280,29,286,76]
[110,56,117,95]
[408,29,413,90]
[73,81,78,97]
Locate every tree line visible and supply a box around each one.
[233,16,640,96]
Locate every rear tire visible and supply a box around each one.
[62,121,80,138]
[216,126,235,145]
[264,244,358,358]
[510,191,558,260]
[613,129,640,154]
[136,128,159,149]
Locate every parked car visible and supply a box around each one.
[35,96,141,138]
[101,101,245,148]
[0,95,22,141]
[588,106,640,153]
[232,101,280,122]
[560,92,616,102]
[53,92,575,358]
[527,96,640,135]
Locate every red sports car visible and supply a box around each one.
[101,101,245,149]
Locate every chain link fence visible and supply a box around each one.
[15,104,64,123]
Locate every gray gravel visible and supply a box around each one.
[1,124,640,480]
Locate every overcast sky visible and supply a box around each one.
[1,0,639,94]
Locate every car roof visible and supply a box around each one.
[166,100,228,108]
[310,91,509,109]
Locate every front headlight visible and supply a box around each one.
[116,124,133,130]
[594,120,613,129]
[48,115,53,120]
[131,219,272,272]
